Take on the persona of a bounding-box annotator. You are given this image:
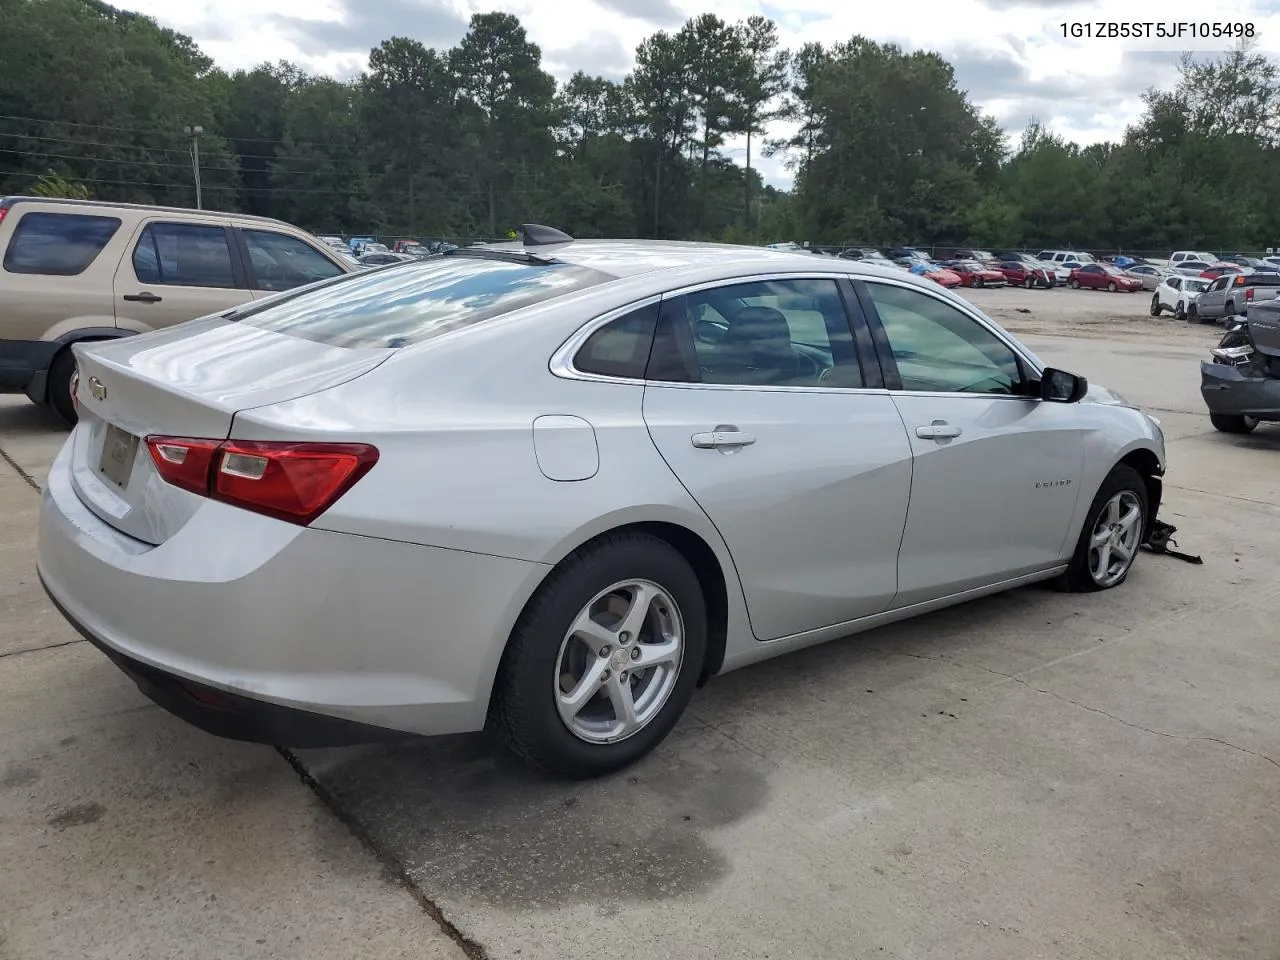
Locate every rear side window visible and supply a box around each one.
[241,229,344,292]
[573,302,659,379]
[133,222,236,289]
[232,256,615,348]
[3,211,121,276]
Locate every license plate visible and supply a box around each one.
[98,423,139,489]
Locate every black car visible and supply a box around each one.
[1201,300,1280,434]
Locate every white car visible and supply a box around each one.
[1151,274,1210,319]
[37,227,1167,778]
[1170,250,1216,267]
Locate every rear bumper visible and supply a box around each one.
[1200,361,1280,418]
[0,338,57,393]
[36,436,548,743]
[40,574,405,747]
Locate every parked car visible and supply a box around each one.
[1170,250,1216,267]
[901,260,962,288]
[1151,274,1210,319]
[996,260,1054,289]
[859,256,903,270]
[358,252,414,266]
[885,247,932,262]
[0,196,356,424]
[942,260,1006,287]
[1200,302,1280,433]
[837,248,884,261]
[1200,263,1244,279]
[36,227,1167,778]
[1171,259,1216,277]
[1038,249,1097,266]
[1068,263,1143,293]
[1184,272,1280,323]
[952,249,997,264]
[1124,264,1170,291]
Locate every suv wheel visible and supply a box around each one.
[1175,301,1186,321]
[1149,295,1161,316]
[47,350,79,426]
[488,532,708,778]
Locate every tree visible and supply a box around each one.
[677,14,744,232]
[630,31,696,236]
[451,12,557,237]
[32,171,90,199]
[733,16,789,229]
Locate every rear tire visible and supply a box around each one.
[1210,413,1259,434]
[47,350,78,426]
[488,532,708,779]
[1024,276,1033,289]
[1054,464,1148,593]
[1175,301,1186,321]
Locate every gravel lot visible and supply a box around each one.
[962,284,1224,346]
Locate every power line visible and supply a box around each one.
[0,145,363,177]
[0,112,366,153]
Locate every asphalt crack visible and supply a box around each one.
[0,442,41,492]
[0,638,85,659]
[897,650,1280,771]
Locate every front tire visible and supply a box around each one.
[1188,303,1200,322]
[1175,301,1186,321]
[1024,276,1034,289]
[488,532,708,779]
[1210,413,1259,434]
[1070,279,1081,289]
[1149,295,1161,317]
[1054,464,1148,593]
[47,349,79,426]
[1107,281,1117,292]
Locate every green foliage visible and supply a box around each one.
[1,0,1276,253]
[31,170,89,199]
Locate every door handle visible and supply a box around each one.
[691,429,757,449]
[915,420,962,440]
[122,292,162,303]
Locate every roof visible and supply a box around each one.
[0,195,294,227]
[492,238,855,279]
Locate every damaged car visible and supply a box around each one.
[1201,300,1280,434]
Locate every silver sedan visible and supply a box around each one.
[37,231,1167,778]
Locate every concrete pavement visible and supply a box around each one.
[0,401,468,960]
[3,329,1279,960]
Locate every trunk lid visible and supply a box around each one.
[69,316,391,544]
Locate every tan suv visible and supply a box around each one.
[0,196,356,423]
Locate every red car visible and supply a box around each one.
[996,260,1054,288]
[924,267,963,288]
[945,260,1007,287]
[1069,263,1143,292]
[1200,263,1244,279]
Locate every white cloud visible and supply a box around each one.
[115,0,1280,189]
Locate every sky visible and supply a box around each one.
[116,0,1280,189]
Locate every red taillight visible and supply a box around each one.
[145,437,378,525]
[1246,287,1255,301]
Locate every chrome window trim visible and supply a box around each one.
[549,272,873,390]
[548,269,1045,399]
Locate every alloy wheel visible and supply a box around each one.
[553,579,685,744]
[1088,491,1143,587]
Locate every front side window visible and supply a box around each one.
[865,282,1023,395]
[241,229,344,292]
[1167,278,1181,290]
[647,278,862,388]
[132,222,236,289]
[3,211,121,276]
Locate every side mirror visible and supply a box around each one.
[1040,367,1088,403]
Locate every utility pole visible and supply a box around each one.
[183,125,204,209]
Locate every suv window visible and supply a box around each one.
[573,302,660,379]
[241,229,345,292]
[865,282,1023,395]
[1209,276,1229,291]
[133,222,236,288]
[3,211,121,276]
[1166,277,1181,289]
[647,278,861,388]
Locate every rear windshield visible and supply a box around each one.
[231,255,616,348]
